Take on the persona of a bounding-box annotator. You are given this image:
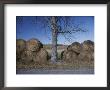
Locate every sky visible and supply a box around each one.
[16,16,94,45]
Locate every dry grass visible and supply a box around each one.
[16,60,94,70]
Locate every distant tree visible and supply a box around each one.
[16,16,87,63]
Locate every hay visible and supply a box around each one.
[82,40,94,51]
[78,40,94,61]
[67,42,82,54]
[61,50,78,63]
[61,40,94,62]
[34,48,48,64]
[16,38,49,65]
[26,38,43,52]
[25,38,48,64]
[78,51,94,61]
[16,39,26,62]
[25,48,48,65]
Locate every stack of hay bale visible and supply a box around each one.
[78,40,94,61]
[16,38,48,64]
[61,42,81,63]
[17,38,94,64]
[16,39,26,63]
[61,40,94,62]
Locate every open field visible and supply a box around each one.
[16,60,94,74]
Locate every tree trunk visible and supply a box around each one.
[51,16,57,63]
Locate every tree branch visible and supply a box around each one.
[57,31,72,34]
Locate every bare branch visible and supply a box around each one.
[58,31,72,34]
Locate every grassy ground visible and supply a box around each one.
[16,59,94,70]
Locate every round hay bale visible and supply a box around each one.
[24,50,34,63]
[61,40,94,62]
[78,40,94,61]
[26,38,43,52]
[67,45,71,51]
[16,39,26,53]
[67,42,82,54]
[34,48,48,64]
[82,40,94,51]
[78,51,94,61]
[16,39,26,62]
[61,50,78,63]
[25,48,48,64]
[91,52,94,61]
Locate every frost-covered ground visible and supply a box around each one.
[16,67,94,74]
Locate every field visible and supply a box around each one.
[16,44,94,74]
[16,60,94,74]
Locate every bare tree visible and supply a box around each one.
[51,16,58,62]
